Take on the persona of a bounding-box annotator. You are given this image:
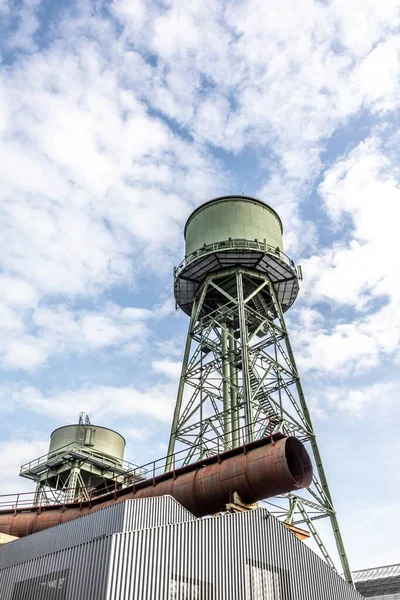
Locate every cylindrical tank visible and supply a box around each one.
[49,425,125,465]
[175,195,298,316]
[184,196,284,258]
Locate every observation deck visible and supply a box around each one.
[174,238,300,316]
[174,195,300,316]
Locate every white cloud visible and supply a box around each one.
[112,0,400,155]
[154,336,185,360]
[0,4,226,378]
[334,0,400,58]
[291,136,400,375]
[110,0,400,259]
[324,381,397,417]
[3,338,49,371]
[0,302,154,371]
[0,19,225,315]
[0,0,41,54]
[0,1,398,322]
[292,300,400,375]
[0,437,48,495]
[152,359,181,381]
[0,276,38,309]
[124,426,152,442]
[153,297,177,320]
[7,383,176,423]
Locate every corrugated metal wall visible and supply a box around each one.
[122,495,194,532]
[0,502,125,569]
[0,500,363,600]
[106,509,364,600]
[0,496,192,569]
[0,536,112,600]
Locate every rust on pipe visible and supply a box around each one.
[0,435,312,538]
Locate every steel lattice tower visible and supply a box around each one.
[166,195,352,584]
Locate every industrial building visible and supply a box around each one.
[0,496,362,599]
[0,195,364,597]
[353,564,400,599]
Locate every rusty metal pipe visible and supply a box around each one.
[0,436,312,538]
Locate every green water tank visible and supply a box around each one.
[49,424,126,465]
[184,195,284,257]
[175,195,298,316]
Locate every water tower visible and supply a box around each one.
[20,414,134,504]
[167,195,352,583]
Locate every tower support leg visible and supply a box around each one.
[166,265,353,584]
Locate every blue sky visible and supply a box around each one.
[0,0,399,571]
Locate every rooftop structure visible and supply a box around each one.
[0,496,362,600]
[0,194,357,591]
[354,564,400,599]
[20,414,140,505]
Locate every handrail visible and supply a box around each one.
[2,421,281,512]
[175,239,297,277]
[19,442,140,475]
[352,563,400,582]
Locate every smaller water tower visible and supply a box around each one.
[20,414,136,504]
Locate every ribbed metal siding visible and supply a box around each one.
[123,495,194,532]
[0,502,363,600]
[106,509,364,600]
[0,502,125,568]
[0,536,111,600]
[0,496,192,569]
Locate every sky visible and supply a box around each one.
[0,0,399,572]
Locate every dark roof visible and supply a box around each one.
[353,564,400,597]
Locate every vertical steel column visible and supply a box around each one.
[237,271,253,442]
[221,321,231,449]
[286,497,299,525]
[33,482,42,506]
[166,298,199,470]
[269,278,353,586]
[229,326,239,448]
[199,322,204,460]
[65,466,80,503]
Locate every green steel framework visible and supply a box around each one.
[166,239,353,585]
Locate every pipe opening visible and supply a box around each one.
[285,437,313,488]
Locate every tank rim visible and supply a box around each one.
[50,424,126,446]
[184,195,283,239]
